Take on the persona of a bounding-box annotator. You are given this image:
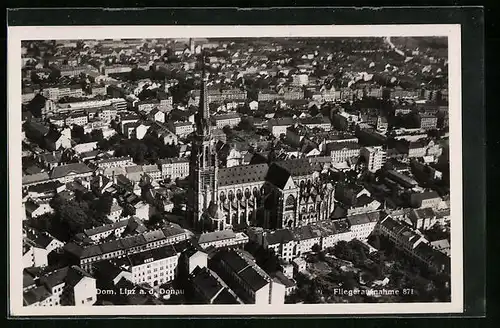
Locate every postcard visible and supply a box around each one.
[8,24,463,316]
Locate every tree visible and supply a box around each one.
[58,200,89,235]
[237,118,254,131]
[222,125,232,135]
[71,125,86,141]
[90,129,104,142]
[147,213,165,229]
[27,94,46,118]
[311,243,321,253]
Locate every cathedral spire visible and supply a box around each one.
[200,52,209,120]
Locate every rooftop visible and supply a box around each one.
[218,163,269,187]
[199,229,236,244]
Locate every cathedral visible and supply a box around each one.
[187,57,336,233]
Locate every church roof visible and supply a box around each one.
[275,158,315,177]
[265,163,291,189]
[218,163,269,187]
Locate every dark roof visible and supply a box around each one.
[191,267,224,302]
[143,229,166,243]
[92,261,124,281]
[273,271,297,288]
[212,288,239,304]
[347,211,380,226]
[249,152,269,165]
[218,163,269,187]
[265,229,295,245]
[238,266,269,291]
[22,172,51,185]
[356,194,375,207]
[414,242,450,270]
[411,191,440,203]
[413,207,436,219]
[99,239,124,254]
[23,272,36,288]
[326,142,361,152]
[120,234,147,249]
[40,267,69,289]
[51,163,93,179]
[219,249,249,273]
[33,234,55,249]
[265,163,292,189]
[161,223,185,238]
[275,158,315,177]
[65,265,94,288]
[27,180,64,194]
[23,285,52,305]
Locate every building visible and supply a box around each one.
[190,266,239,304]
[268,118,296,138]
[24,266,97,307]
[23,237,56,268]
[417,113,438,130]
[211,113,241,129]
[96,156,134,170]
[168,121,195,138]
[212,249,285,304]
[263,229,297,263]
[41,84,84,101]
[157,158,190,180]
[64,225,188,273]
[408,207,447,230]
[83,220,129,242]
[299,116,331,131]
[326,142,361,163]
[198,230,249,250]
[360,146,387,172]
[150,108,165,123]
[292,74,309,87]
[292,225,322,255]
[50,163,94,183]
[114,244,179,287]
[102,65,133,75]
[137,99,160,114]
[376,215,449,273]
[184,248,209,274]
[25,200,54,219]
[410,191,442,209]
[346,211,380,240]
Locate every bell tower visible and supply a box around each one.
[187,52,219,232]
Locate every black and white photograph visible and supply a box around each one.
[8,24,463,316]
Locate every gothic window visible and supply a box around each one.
[244,188,251,199]
[285,195,295,211]
[228,190,234,201]
[219,191,226,203]
[236,189,243,200]
[309,205,315,213]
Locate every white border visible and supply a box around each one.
[8,24,463,316]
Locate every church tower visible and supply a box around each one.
[188,53,220,232]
